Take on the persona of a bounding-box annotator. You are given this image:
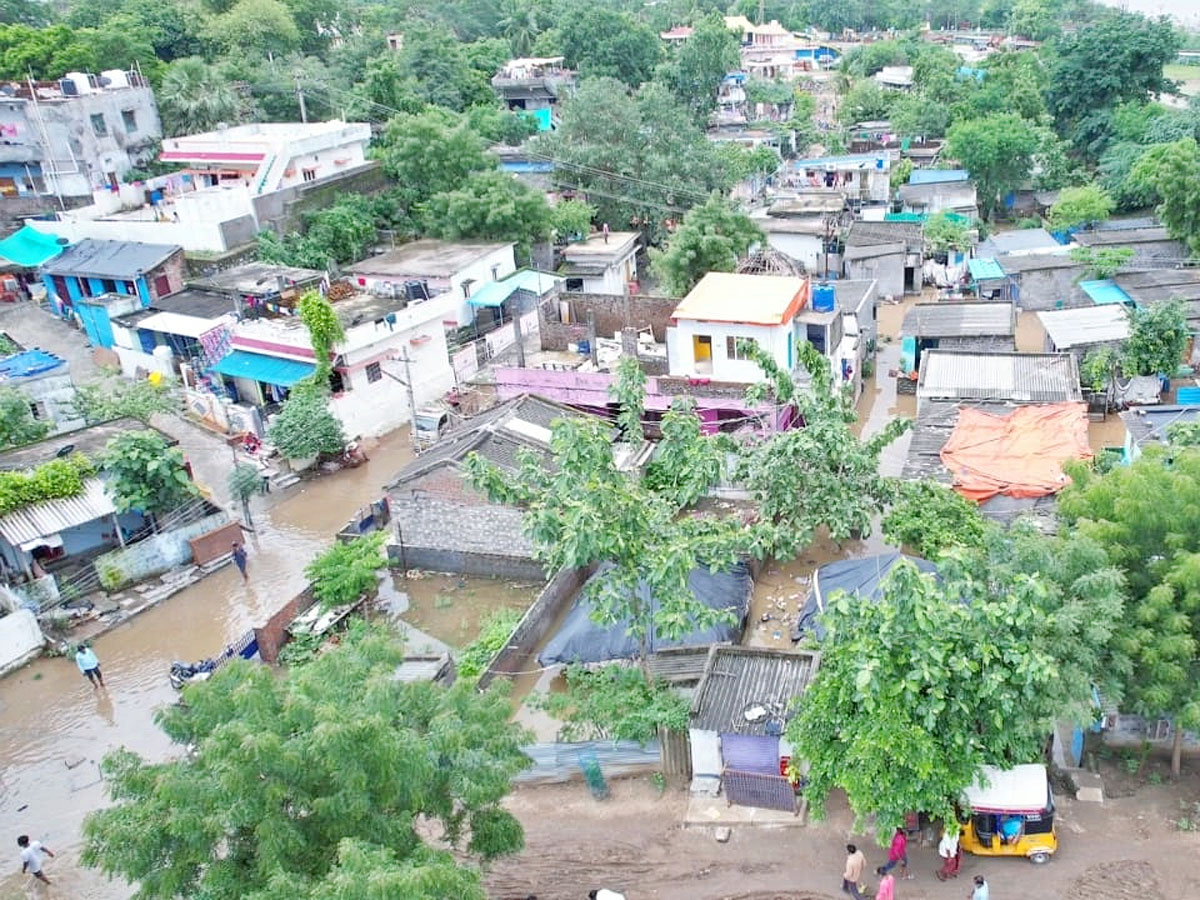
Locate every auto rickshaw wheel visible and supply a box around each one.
[1029,851,1051,865]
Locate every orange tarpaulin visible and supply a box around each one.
[939,402,1093,502]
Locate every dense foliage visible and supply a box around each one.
[82,632,532,899]
[267,387,347,460]
[0,454,94,516]
[458,607,523,681]
[304,532,387,609]
[71,375,176,425]
[882,480,988,559]
[0,386,50,450]
[541,663,689,743]
[101,431,198,517]
[650,193,764,297]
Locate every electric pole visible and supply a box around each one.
[294,74,308,124]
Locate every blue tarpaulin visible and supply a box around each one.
[467,269,563,308]
[968,257,1006,281]
[0,225,66,268]
[909,169,970,185]
[1079,280,1133,306]
[211,350,316,386]
[0,348,64,379]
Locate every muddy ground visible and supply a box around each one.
[487,768,1200,900]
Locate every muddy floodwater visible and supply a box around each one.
[386,572,540,649]
[0,429,415,899]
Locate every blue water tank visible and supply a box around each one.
[812,282,836,312]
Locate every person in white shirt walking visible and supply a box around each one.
[589,890,626,900]
[971,874,990,900]
[17,835,55,884]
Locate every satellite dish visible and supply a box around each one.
[56,444,75,457]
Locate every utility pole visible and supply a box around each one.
[382,353,420,449]
[294,74,308,124]
[512,311,525,368]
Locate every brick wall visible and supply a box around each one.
[253,164,389,236]
[254,586,317,664]
[538,292,677,350]
[189,520,245,566]
[477,563,595,688]
[185,243,259,278]
[151,250,189,300]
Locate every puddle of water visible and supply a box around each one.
[389,572,540,650]
[0,427,417,899]
[1015,309,1047,353]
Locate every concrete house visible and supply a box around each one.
[689,645,820,808]
[992,252,1087,311]
[898,169,979,219]
[755,192,846,274]
[792,154,891,206]
[40,240,186,345]
[0,70,162,210]
[214,289,456,439]
[348,239,517,330]
[0,347,84,435]
[843,220,924,298]
[560,231,640,295]
[900,301,1016,376]
[491,57,576,130]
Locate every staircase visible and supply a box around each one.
[253,146,290,196]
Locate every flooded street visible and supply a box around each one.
[0,426,414,899]
[387,571,540,649]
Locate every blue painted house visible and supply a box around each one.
[40,239,185,347]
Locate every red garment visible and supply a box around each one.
[888,831,907,862]
[938,847,962,879]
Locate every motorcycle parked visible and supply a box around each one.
[169,658,218,690]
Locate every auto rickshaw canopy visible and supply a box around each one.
[964,764,1050,815]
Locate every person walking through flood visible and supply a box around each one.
[74,643,105,689]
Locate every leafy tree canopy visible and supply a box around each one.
[650,193,764,297]
[1048,184,1115,231]
[156,57,244,136]
[305,532,387,609]
[422,170,551,257]
[376,108,494,211]
[946,113,1040,219]
[101,431,198,516]
[267,387,346,460]
[1130,138,1200,255]
[922,211,973,252]
[82,630,532,899]
[559,2,661,87]
[1121,297,1189,376]
[882,479,988,559]
[656,11,740,124]
[540,663,689,743]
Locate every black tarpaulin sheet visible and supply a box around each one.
[791,552,938,642]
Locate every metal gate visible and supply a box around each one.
[720,733,779,774]
[722,768,798,813]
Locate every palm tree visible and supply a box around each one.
[499,0,540,57]
[158,57,243,136]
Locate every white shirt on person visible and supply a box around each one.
[20,841,46,873]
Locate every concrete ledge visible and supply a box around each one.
[683,792,809,829]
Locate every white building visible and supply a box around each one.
[213,291,456,439]
[0,71,162,203]
[159,121,371,196]
[348,240,517,329]
[560,231,640,295]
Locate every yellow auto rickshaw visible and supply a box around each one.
[959,764,1057,864]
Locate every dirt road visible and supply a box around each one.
[487,775,1200,900]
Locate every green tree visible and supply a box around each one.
[158,57,245,137]
[1100,142,1160,211]
[1048,184,1115,231]
[838,79,893,125]
[559,4,661,87]
[1047,10,1180,152]
[737,342,910,559]
[541,663,689,743]
[1130,138,1200,254]
[101,431,199,520]
[497,0,541,56]
[465,371,744,669]
[946,113,1040,219]
[965,50,1047,122]
[81,631,531,899]
[1069,245,1135,280]
[650,194,764,297]
[0,387,49,449]
[305,532,387,609]
[541,78,731,239]
[882,479,988,559]
[657,12,739,124]
[228,463,261,528]
[423,170,551,257]
[376,109,493,211]
[466,103,539,146]
[922,211,972,252]
[549,198,595,242]
[1059,448,1200,774]
[206,0,300,57]
[1122,297,1189,376]
[890,158,914,192]
[1008,0,1059,40]
[267,389,346,461]
[791,549,1119,829]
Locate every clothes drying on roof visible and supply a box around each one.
[791,552,938,641]
[940,402,1092,502]
[537,562,752,666]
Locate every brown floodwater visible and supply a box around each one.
[386,572,540,649]
[0,428,414,899]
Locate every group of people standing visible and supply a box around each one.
[841,826,986,900]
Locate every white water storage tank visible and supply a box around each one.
[812,282,836,313]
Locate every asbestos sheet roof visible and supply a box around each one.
[1038,304,1130,350]
[1121,404,1200,450]
[902,301,1014,339]
[977,228,1060,257]
[918,351,1081,403]
[0,478,114,548]
[845,220,924,250]
[41,239,180,279]
[1073,227,1174,246]
[690,645,820,735]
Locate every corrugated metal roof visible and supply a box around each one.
[211,350,316,387]
[690,646,819,735]
[967,257,1006,281]
[0,478,114,547]
[41,239,180,279]
[467,269,563,308]
[918,351,1082,403]
[1121,404,1200,449]
[1038,304,1130,349]
[1079,279,1133,306]
[1074,227,1174,246]
[977,229,1060,256]
[902,301,1014,338]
